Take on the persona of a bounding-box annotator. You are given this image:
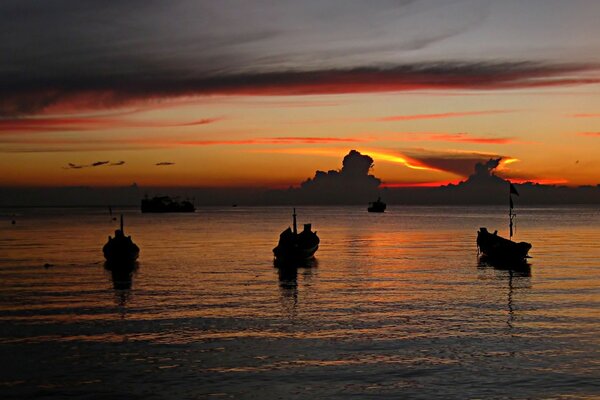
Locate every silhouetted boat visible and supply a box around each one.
[273,209,319,262]
[141,195,195,213]
[367,197,386,213]
[103,215,140,263]
[477,182,532,262]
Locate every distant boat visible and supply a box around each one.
[477,182,532,263]
[368,197,386,213]
[103,215,140,263]
[141,195,195,213]
[273,209,319,262]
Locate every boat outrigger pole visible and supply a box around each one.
[293,208,297,235]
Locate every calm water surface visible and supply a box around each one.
[0,206,599,399]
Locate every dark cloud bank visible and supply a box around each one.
[1,150,599,206]
[2,1,598,116]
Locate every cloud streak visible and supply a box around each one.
[376,131,515,144]
[0,136,367,152]
[376,110,514,122]
[64,160,126,169]
[0,116,221,134]
[570,113,600,118]
[2,62,598,116]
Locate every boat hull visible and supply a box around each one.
[103,240,140,263]
[477,227,531,262]
[273,243,318,262]
[367,201,386,213]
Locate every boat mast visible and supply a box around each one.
[292,208,297,235]
[508,183,513,240]
[120,214,124,234]
[509,182,517,240]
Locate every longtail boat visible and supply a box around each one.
[273,209,319,262]
[477,182,532,263]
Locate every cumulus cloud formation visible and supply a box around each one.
[451,157,507,192]
[285,150,382,204]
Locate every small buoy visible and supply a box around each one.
[11,220,16,225]
[43,263,53,269]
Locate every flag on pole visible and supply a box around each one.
[510,183,519,196]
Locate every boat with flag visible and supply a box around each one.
[477,182,532,263]
[273,209,320,262]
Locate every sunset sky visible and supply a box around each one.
[2,0,600,188]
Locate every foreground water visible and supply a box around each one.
[0,206,599,399]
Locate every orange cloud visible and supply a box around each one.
[376,110,513,122]
[382,131,515,144]
[423,133,514,144]
[570,113,600,118]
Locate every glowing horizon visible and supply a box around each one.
[2,1,600,189]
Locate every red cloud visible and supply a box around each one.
[176,137,366,146]
[0,136,366,152]
[381,180,464,188]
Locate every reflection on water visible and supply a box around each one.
[1,206,599,399]
[275,258,318,318]
[104,262,138,314]
[105,261,138,290]
[478,257,532,331]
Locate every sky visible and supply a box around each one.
[1,0,600,189]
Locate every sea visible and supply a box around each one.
[0,206,599,399]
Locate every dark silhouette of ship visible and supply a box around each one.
[103,215,140,263]
[477,182,532,263]
[273,209,319,262]
[367,197,386,213]
[141,195,195,213]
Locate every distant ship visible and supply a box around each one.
[367,197,386,213]
[477,182,532,263]
[273,209,320,262]
[141,195,195,213]
[103,215,140,263]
